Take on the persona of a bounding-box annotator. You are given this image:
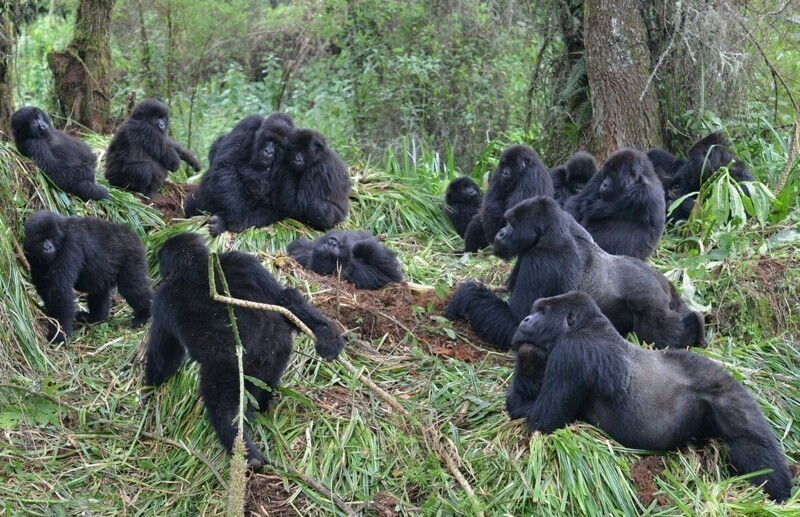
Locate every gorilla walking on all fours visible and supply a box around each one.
[23,210,152,343]
[105,99,202,199]
[446,196,704,350]
[506,291,793,502]
[565,148,665,260]
[183,113,296,236]
[11,106,109,201]
[288,230,403,290]
[143,233,344,470]
[463,144,554,253]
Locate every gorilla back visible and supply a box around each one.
[507,291,792,502]
[143,233,344,470]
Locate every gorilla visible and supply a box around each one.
[143,232,344,470]
[550,151,597,206]
[506,291,792,503]
[183,113,296,236]
[647,147,686,205]
[279,129,351,230]
[463,145,554,253]
[444,177,482,238]
[288,230,403,290]
[11,106,109,201]
[105,99,202,198]
[671,132,756,221]
[565,148,665,260]
[23,210,152,343]
[446,196,704,350]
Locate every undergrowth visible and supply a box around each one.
[0,137,798,515]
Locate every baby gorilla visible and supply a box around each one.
[444,177,482,238]
[23,210,152,343]
[105,99,201,198]
[507,291,792,502]
[549,151,597,206]
[143,233,345,470]
[288,230,403,290]
[11,106,109,201]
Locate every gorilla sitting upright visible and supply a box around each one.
[446,196,704,350]
[506,291,792,503]
[143,233,344,470]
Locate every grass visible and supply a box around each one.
[0,138,798,515]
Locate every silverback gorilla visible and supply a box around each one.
[143,233,344,470]
[446,197,704,350]
[507,291,792,502]
[23,211,152,343]
[11,107,109,201]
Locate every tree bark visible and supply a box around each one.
[0,2,15,140]
[47,0,115,133]
[584,0,663,156]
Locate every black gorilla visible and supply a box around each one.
[143,233,344,470]
[444,177,482,238]
[507,291,792,502]
[23,210,152,343]
[105,99,202,198]
[446,196,704,350]
[671,132,756,221]
[11,107,109,201]
[647,147,686,205]
[288,230,403,290]
[279,129,351,230]
[184,113,296,235]
[550,151,597,206]
[463,145,554,252]
[565,148,665,260]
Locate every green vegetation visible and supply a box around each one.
[2,2,799,515]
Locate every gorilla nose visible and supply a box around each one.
[496,228,508,240]
[521,315,534,326]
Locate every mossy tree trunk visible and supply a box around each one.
[0,3,15,140]
[583,0,663,157]
[47,0,115,133]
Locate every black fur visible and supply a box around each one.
[143,233,344,470]
[288,230,403,290]
[279,129,351,230]
[23,210,151,343]
[647,147,686,206]
[463,145,553,252]
[11,106,109,201]
[445,196,704,350]
[565,148,665,260]
[105,99,201,198]
[507,291,792,503]
[184,113,296,235]
[671,132,756,221]
[444,177,482,238]
[550,151,597,206]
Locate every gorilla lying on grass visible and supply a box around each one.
[446,196,704,350]
[143,233,344,470]
[506,291,792,502]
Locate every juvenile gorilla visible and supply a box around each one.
[671,132,756,221]
[279,129,351,230]
[550,151,597,206]
[105,99,202,198]
[506,291,792,502]
[184,113,296,235]
[446,196,704,350]
[23,210,152,343]
[565,148,665,260]
[463,145,553,252]
[444,177,482,238]
[647,147,686,206]
[143,233,344,470]
[288,230,403,290]
[11,107,109,201]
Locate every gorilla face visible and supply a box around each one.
[131,99,170,133]
[512,294,585,349]
[493,197,560,259]
[289,130,327,172]
[597,149,653,201]
[309,232,350,274]
[11,107,52,140]
[446,177,481,206]
[23,211,64,266]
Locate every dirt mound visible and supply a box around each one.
[246,473,309,516]
[276,260,493,363]
[149,181,196,222]
[630,456,667,508]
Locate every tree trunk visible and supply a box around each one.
[584,0,662,156]
[0,3,15,140]
[47,0,115,133]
